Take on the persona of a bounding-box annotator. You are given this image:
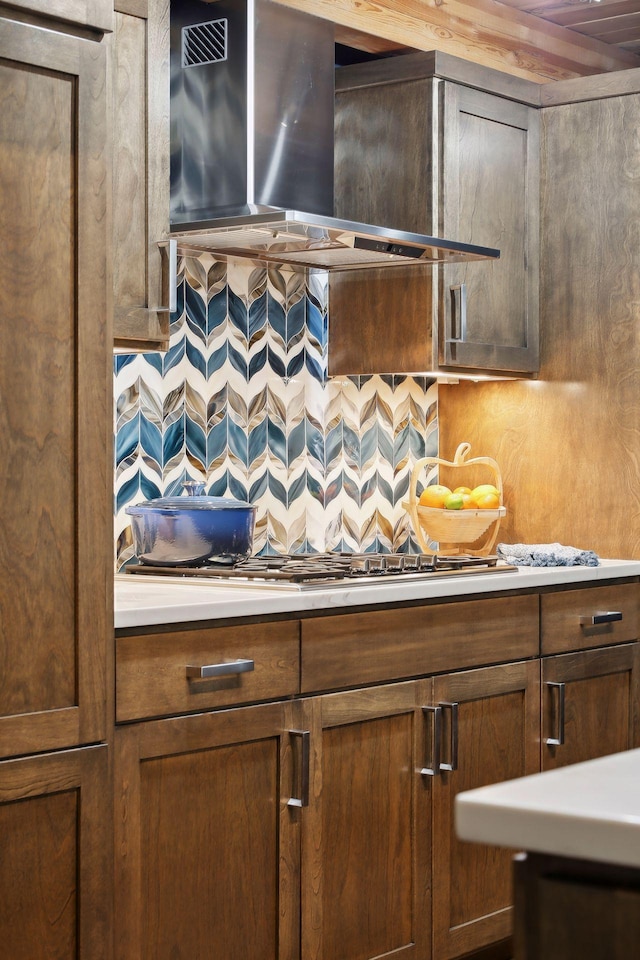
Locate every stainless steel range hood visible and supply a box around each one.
[169,0,500,271]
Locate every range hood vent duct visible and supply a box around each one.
[169,0,499,271]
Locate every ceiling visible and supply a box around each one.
[280,0,640,81]
[497,0,640,56]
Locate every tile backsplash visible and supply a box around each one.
[114,255,438,567]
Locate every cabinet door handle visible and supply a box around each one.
[580,611,623,627]
[421,705,442,776]
[450,283,467,342]
[186,658,255,679]
[439,701,459,772]
[287,730,310,808]
[545,681,566,746]
[157,238,178,313]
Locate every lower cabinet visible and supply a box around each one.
[431,661,540,960]
[542,642,640,769]
[114,701,299,960]
[113,582,639,960]
[0,746,110,960]
[113,666,540,960]
[299,681,432,960]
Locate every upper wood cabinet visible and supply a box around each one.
[111,0,172,351]
[0,14,111,758]
[334,52,540,377]
[5,0,112,32]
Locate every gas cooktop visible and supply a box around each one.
[126,552,517,591]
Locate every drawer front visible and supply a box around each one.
[301,594,539,693]
[541,582,640,655]
[117,622,299,721]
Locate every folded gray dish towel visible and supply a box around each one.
[497,542,600,567]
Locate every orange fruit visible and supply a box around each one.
[460,493,476,509]
[419,484,451,508]
[453,486,472,496]
[474,492,500,510]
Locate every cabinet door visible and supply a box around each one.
[440,83,540,373]
[431,660,540,960]
[114,701,300,960]
[542,642,640,769]
[0,746,110,959]
[111,0,172,350]
[3,0,112,31]
[0,18,111,756]
[301,681,432,960]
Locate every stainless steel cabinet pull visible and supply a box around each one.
[421,705,442,776]
[287,730,310,808]
[186,658,254,680]
[158,238,178,313]
[450,283,467,342]
[580,611,623,627]
[439,701,459,772]
[545,681,566,746]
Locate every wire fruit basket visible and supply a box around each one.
[403,442,506,556]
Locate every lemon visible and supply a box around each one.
[471,484,500,501]
[419,484,451,508]
[453,486,472,496]
[443,492,465,510]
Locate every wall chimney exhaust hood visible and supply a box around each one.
[169,0,499,271]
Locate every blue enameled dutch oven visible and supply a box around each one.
[125,482,256,566]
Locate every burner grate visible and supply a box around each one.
[126,552,510,586]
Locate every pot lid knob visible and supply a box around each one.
[182,480,206,497]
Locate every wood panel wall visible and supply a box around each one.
[439,89,640,560]
[274,0,640,81]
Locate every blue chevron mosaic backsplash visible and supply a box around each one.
[114,255,438,567]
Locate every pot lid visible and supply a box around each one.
[126,481,254,512]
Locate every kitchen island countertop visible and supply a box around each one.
[115,558,640,629]
[455,747,640,870]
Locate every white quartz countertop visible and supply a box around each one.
[114,558,640,629]
[455,748,640,870]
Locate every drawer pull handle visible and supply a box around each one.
[421,705,442,777]
[287,730,310,808]
[580,611,623,627]
[186,659,255,680]
[545,681,565,746]
[439,701,459,772]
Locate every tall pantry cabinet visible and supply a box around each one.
[0,2,113,957]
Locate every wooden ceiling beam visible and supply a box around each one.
[273,0,640,81]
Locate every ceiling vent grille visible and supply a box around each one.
[182,19,228,68]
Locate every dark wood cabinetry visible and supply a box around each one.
[300,682,432,959]
[540,585,640,769]
[4,0,112,31]
[113,581,639,960]
[542,643,640,768]
[115,589,547,960]
[432,661,540,959]
[438,83,539,373]
[0,7,112,958]
[333,52,540,376]
[514,852,640,960]
[114,701,299,960]
[0,8,111,760]
[111,0,171,351]
[0,747,111,960]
